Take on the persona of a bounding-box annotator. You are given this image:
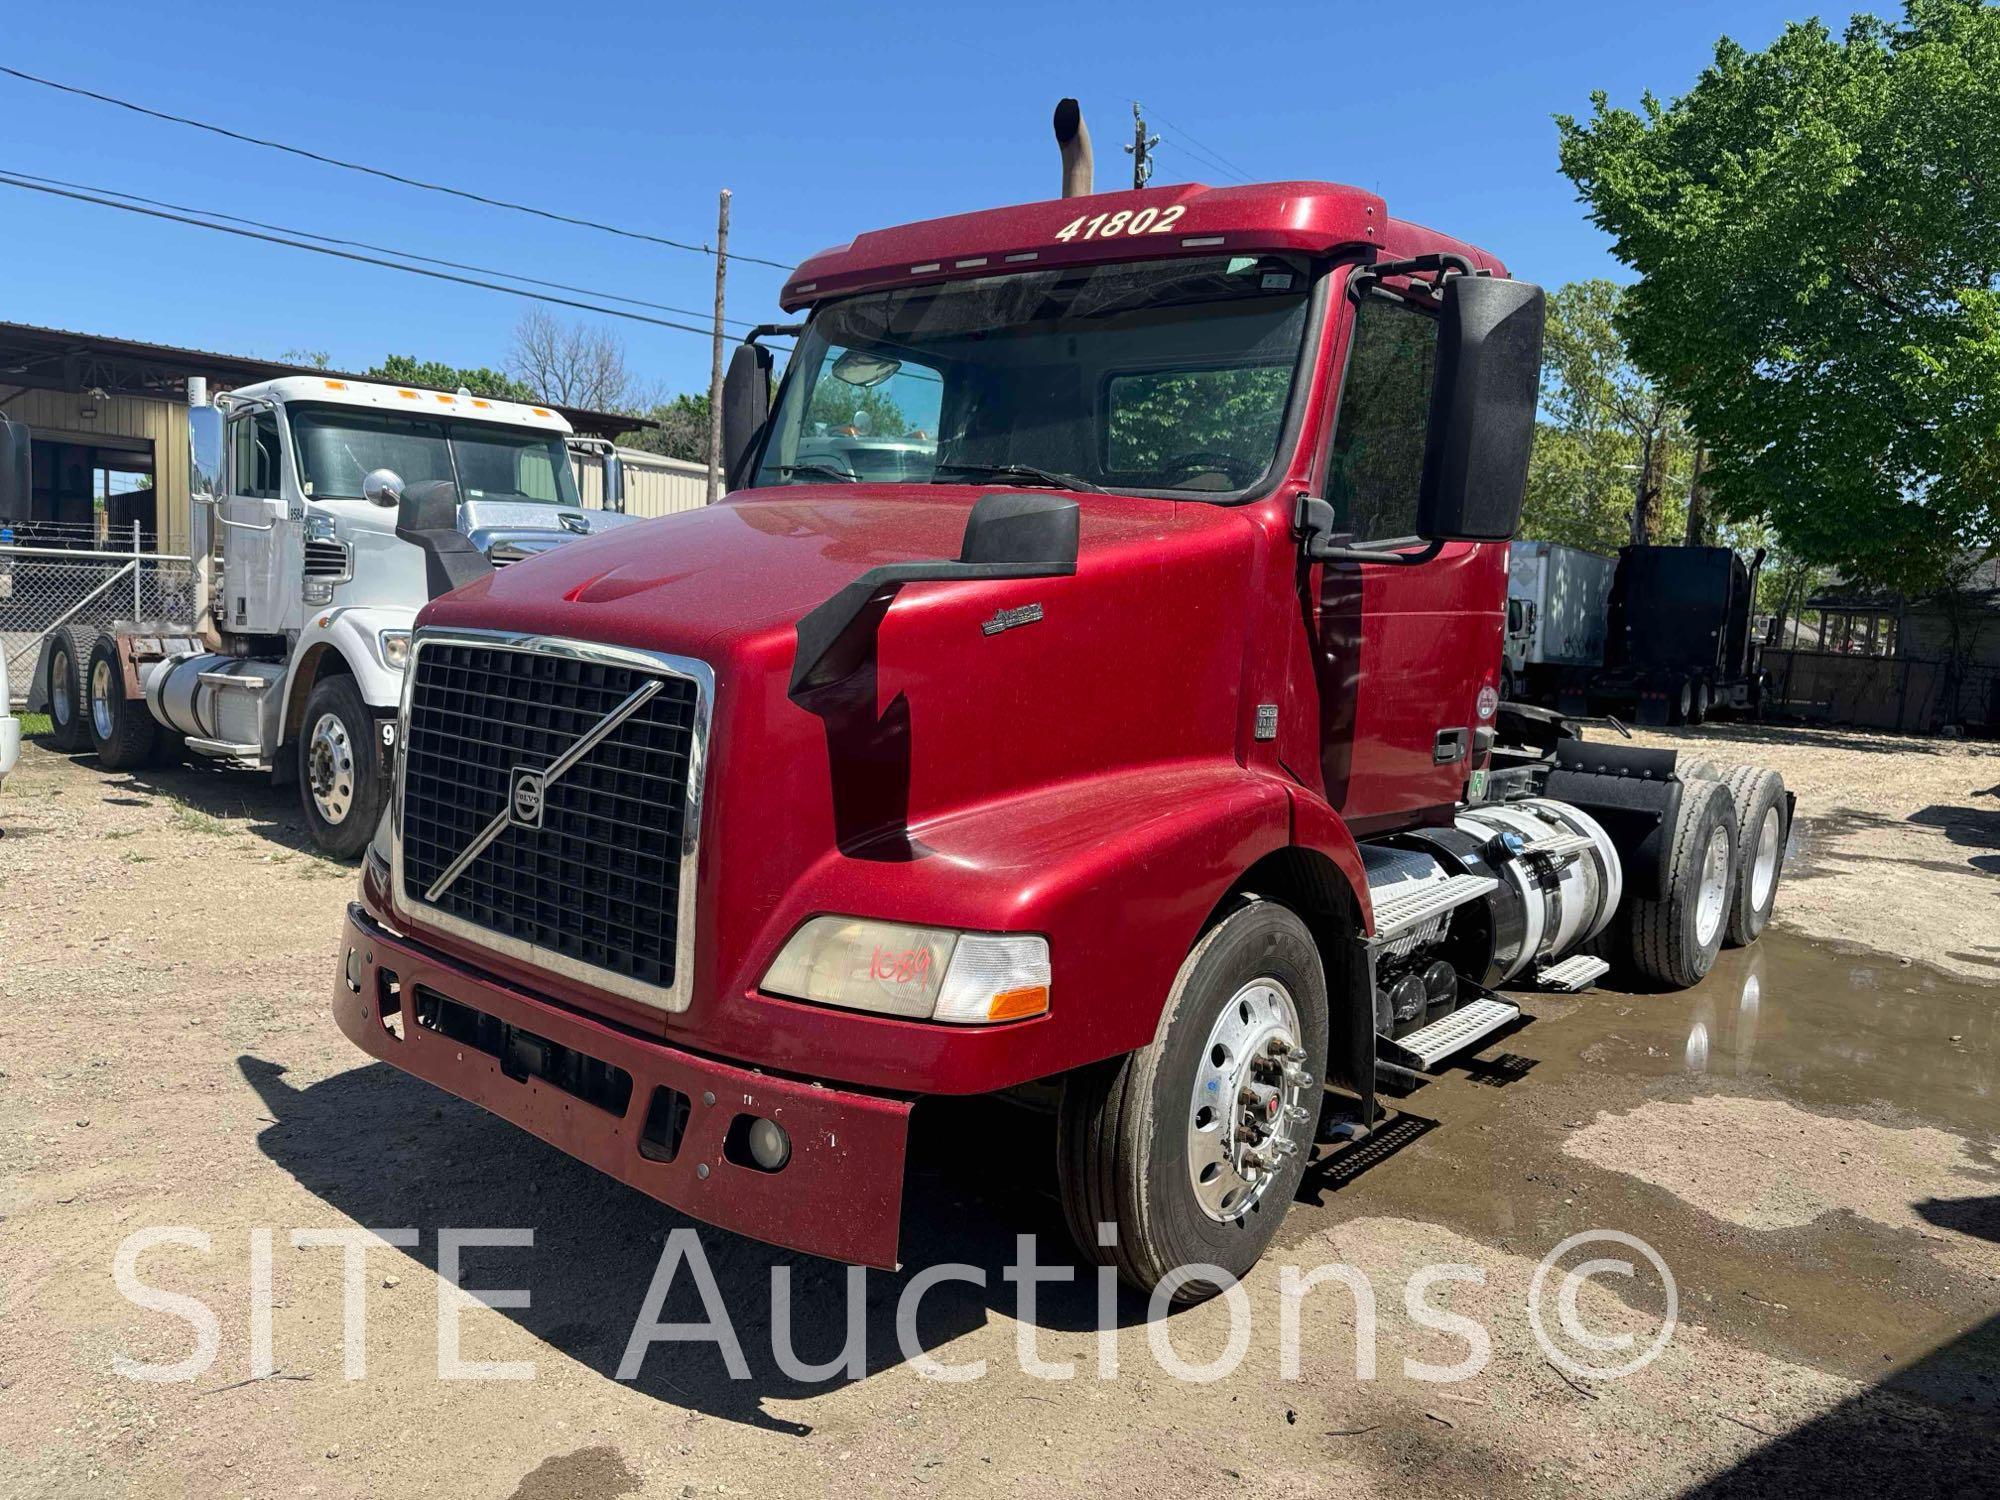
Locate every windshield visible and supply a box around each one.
[754,254,1312,497]
[288,406,581,507]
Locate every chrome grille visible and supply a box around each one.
[398,634,706,1005]
[303,538,350,578]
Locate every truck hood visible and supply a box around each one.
[419,483,1232,657]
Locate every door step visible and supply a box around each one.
[1535,954,1611,992]
[184,736,266,767]
[1369,873,1497,941]
[1379,997,1521,1071]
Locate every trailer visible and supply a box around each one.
[1590,543,1768,725]
[330,103,1795,1299]
[10,378,638,855]
[1503,540,1615,701]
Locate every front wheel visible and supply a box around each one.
[298,674,383,860]
[1058,901,1329,1301]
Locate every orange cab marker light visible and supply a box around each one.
[532,407,552,418]
[397,389,419,400]
[324,379,348,390]
[986,985,1049,1022]
[435,394,454,403]
[471,399,492,409]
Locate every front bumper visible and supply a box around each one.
[334,903,914,1268]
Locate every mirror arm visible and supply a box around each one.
[744,322,806,344]
[1294,493,1443,566]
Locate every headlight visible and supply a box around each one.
[378,630,412,669]
[761,917,1049,1024]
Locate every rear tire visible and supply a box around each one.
[1670,677,1695,726]
[1720,765,1787,947]
[298,673,382,860]
[1690,679,1712,725]
[1058,902,1329,1302]
[44,625,98,750]
[1627,777,1737,989]
[86,636,158,770]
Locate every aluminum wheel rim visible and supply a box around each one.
[307,711,356,825]
[1693,824,1730,947]
[52,648,73,725]
[1750,805,1781,910]
[90,657,115,740]
[1678,681,1693,719]
[1187,977,1307,1223]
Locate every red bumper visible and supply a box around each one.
[333,904,913,1268]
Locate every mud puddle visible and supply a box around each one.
[1289,926,2000,1420]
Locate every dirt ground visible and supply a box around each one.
[1,723,1996,1499]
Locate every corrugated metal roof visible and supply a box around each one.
[0,320,654,437]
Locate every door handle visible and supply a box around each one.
[1433,728,1468,765]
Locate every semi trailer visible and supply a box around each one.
[14,378,635,856]
[1503,539,1615,703]
[334,106,1793,1296]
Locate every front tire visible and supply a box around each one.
[1058,901,1330,1301]
[298,674,382,860]
[86,636,158,770]
[1627,777,1737,989]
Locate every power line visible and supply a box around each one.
[0,64,798,272]
[2,169,761,329]
[0,171,791,348]
[1135,100,1255,184]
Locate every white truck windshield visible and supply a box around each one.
[755,253,1312,497]
[289,407,582,508]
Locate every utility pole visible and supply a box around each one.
[706,188,731,503]
[1124,102,1159,190]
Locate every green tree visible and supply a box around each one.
[1557,0,2000,603]
[1520,279,1693,553]
[624,392,712,463]
[363,354,536,403]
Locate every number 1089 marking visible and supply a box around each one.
[1053,204,1187,242]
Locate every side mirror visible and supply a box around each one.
[0,416,29,517]
[395,480,491,598]
[721,341,773,490]
[188,405,224,506]
[362,468,405,508]
[1417,274,1546,543]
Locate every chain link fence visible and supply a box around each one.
[0,530,194,707]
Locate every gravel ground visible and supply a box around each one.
[1,727,1995,1499]
[1617,722,2000,980]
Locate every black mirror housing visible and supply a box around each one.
[1417,274,1546,543]
[395,480,492,598]
[0,416,30,517]
[722,342,773,490]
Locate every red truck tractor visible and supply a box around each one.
[333,111,1793,1298]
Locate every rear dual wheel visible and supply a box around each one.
[1058,902,1328,1302]
[86,637,159,770]
[43,625,98,751]
[1627,776,1738,989]
[1721,764,1787,946]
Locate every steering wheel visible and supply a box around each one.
[1159,450,1253,486]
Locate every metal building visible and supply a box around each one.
[0,321,657,552]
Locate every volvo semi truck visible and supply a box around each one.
[22,377,635,856]
[333,107,1793,1296]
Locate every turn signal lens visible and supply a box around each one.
[761,920,1050,1024]
[934,934,1051,1024]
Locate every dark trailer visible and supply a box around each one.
[1593,543,1767,725]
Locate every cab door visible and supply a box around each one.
[220,405,298,633]
[1312,282,1503,829]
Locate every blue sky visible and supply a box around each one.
[2,1,1815,403]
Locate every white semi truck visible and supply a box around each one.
[18,376,637,856]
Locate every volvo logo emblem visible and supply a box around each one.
[558,511,590,535]
[509,767,546,829]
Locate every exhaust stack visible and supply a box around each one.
[1054,98,1093,199]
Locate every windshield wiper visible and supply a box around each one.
[766,463,859,483]
[932,462,1104,493]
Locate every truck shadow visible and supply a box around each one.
[237,1054,1164,1433]
[71,743,331,859]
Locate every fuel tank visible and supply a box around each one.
[143,653,286,755]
